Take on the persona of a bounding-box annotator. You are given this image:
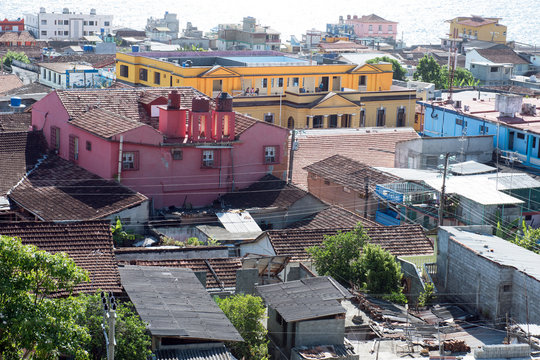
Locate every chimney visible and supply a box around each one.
[159,90,189,139]
[211,92,235,141]
[188,97,211,141]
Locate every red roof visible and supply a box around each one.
[0,113,31,132]
[0,74,23,95]
[266,225,433,261]
[0,220,122,295]
[291,129,420,188]
[454,16,498,27]
[286,205,379,229]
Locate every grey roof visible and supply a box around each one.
[442,227,540,282]
[450,161,497,175]
[153,345,234,360]
[256,276,351,322]
[118,265,243,342]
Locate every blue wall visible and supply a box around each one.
[420,101,540,168]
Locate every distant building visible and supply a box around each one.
[344,14,398,41]
[326,16,356,40]
[145,12,179,42]
[24,7,112,40]
[447,16,507,44]
[466,47,531,84]
[302,29,322,49]
[217,17,280,51]
[0,18,24,32]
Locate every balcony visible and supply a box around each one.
[375,209,401,226]
[375,182,436,205]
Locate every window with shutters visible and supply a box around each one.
[122,151,139,170]
[50,126,60,151]
[69,135,79,162]
[376,108,386,127]
[264,146,278,164]
[202,150,215,168]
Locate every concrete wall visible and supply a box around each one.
[11,63,39,84]
[239,234,276,257]
[235,268,259,295]
[104,200,149,232]
[295,318,345,347]
[307,176,374,216]
[114,246,229,262]
[394,136,494,169]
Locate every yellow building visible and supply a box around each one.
[447,16,507,44]
[116,51,417,129]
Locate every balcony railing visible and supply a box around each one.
[375,209,401,226]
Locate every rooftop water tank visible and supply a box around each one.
[131,45,140,53]
[10,97,22,107]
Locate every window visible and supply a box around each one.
[517,133,525,140]
[359,75,366,86]
[120,65,129,77]
[202,150,214,167]
[86,141,92,151]
[341,114,351,128]
[122,152,138,170]
[50,126,60,150]
[264,113,274,123]
[292,77,299,86]
[104,21,110,26]
[83,21,88,25]
[171,149,183,160]
[533,137,537,148]
[262,78,268,88]
[41,20,47,25]
[41,30,47,36]
[479,125,486,133]
[139,68,148,81]
[368,25,373,31]
[53,73,56,83]
[63,20,69,25]
[64,31,69,36]
[503,284,512,292]
[154,71,161,84]
[313,116,324,128]
[264,146,277,163]
[396,107,406,127]
[48,70,51,81]
[329,115,338,128]
[491,67,498,72]
[278,78,283,87]
[456,118,463,126]
[287,117,295,129]
[89,21,95,26]
[388,25,393,32]
[376,108,385,126]
[378,25,382,31]
[69,135,79,162]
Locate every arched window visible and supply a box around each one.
[287,117,295,129]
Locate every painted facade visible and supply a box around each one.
[344,14,397,41]
[0,18,24,32]
[447,16,507,44]
[30,88,289,209]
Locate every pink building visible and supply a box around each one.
[31,88,289,209]
[345,14,398,41]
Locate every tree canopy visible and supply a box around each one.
[1,50,30,68]
[413,55,477,89]
[366,56,407,81]
[215,294,269,360]
[307,225,403,297]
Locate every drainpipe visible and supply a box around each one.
[230,147,235,191]
[117,135,123,183]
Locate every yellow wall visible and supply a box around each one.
[449,18,507,43]
[115,53,393,96]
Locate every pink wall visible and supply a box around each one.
[32,92,290,209]
[345,19,397,40]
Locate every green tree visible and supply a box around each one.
[440,66,478,88]
[215,294,268,360]
[366,56,407,81]
[0,235,90,359]
[413,55,445,89]
[358,243,403,295]
[1,50,30,68]
[510,220,540,253]
[307,225,367,287]
[78,294,151,360]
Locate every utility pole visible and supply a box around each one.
[438,153,450,227]
[287,130,297,184]
[364,176,370,218]
[101,292,117,360]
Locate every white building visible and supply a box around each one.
[38,62,98,89]
[25,7,112,40]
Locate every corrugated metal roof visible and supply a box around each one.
[118,266,243,342]
[153,345,234,360]
[217,211,261,233]
[487,173,540,190]
[450,161,497,175]
[442,227,540,282]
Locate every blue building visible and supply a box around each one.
[419,92,540,169]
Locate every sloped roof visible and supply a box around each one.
[0,220,121,295]
[9,156,147,221]
[291,128,420,188]
[303,154,399,193]
[39,54,116,68]
[357,14,396,23]
[118,258,242,291]
[221,174,310,209]
[266,225,433,261]
[454,16,498,27]
[256,276,351,322]
[70,107,146,138]
[0,131,47,196]
[118,265,243,341]
[154,345,235,360]
[0,113,32,132]
[475,48,529,65]
[0,74,23,95]
[286,205,379,229]
[54,88,260,136]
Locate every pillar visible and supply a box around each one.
[306,115,313,128]
[323,115,329,128]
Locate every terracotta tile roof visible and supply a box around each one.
[70,108,146,138]
[266,224,433,261]
[221,174,310,209]
[0,220,121,295]
[0,74,23,95]
[476,48,530,65]
[286,205,379,229]
[55,88,259,136]
[357,14,395,23]
[0,131,47,196]
[9,156,147,221]
[455,17,498,27]
[304,154,399,193]
[291,129,420,188]
[2,82,52,96]
[0,31,35,44]
[0,113,32,132]
[119,258,242,290]
[319,41,367,51]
